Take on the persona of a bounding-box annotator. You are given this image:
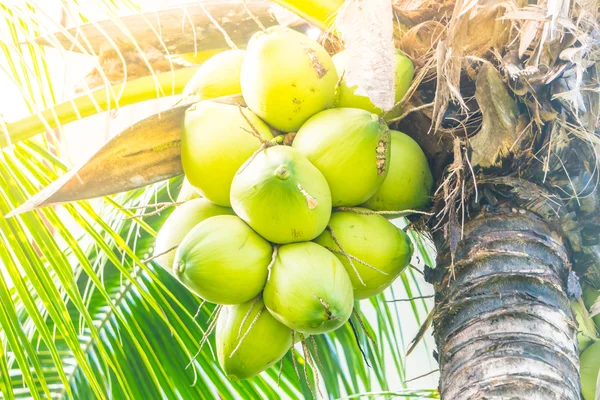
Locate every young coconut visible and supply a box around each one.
[314,209,413,299]
[241,26,338,132]
[292,108,390,206]
[181,49,245,103]
[362,130,433,212]
[176,177,201,202]
[181,101,273,206]
[572,300,598,353]
[582,283,600,329]
[173,215,272,304]
[333,49,414,121]
[217,296,292,380]
[230,146,331,244]
[263,242,353,334]
[580,341,600,400]
[154,198,233,272]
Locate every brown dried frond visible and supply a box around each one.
[398,21,447,64]
[75,40,186,92]
[429,0,519,133]
[393,0,455,27]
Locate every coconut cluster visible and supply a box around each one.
[154,26,433,381]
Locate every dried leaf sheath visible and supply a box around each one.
[431,208,580,400]
[6,105,187,216]
[35,2,278,55]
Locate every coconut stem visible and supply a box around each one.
[302,340,323,399]
[238,296,260,339]
[347,318,371,368]
[309,336,325,373]
[324,246,389,276]
[237,136,282,176]
[409,264,424,275]
[230,306,263,358]
[237,104,268,143]
[301,342,317,400]
[142,244,179,264]
[291,331,300,379]
[193,300,207,319]
[385,294,434,303]
[352,308,376,345]
[237,142,268,175]
[266,245,279,280]
[404,368,440,384]
[187,305,222,368]
[126,202,185,220]
[334,206,434,216]
[326,226,366,286]
[386,101,434,124]
[277,357,284,388]
[125,201,185,211]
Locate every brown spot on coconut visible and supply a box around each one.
[362,130,433,213]
[230,146,331,244]
[293,108,390,206]
[241,26,338,132]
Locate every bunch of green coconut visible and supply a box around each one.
[153,26,433,381]
[575,284,600,400]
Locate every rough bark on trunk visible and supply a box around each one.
[431,207,580,399]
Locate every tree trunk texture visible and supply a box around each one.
[431,207,580,400]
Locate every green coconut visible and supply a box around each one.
[314,209,413,299]
[182,49,245,103]
[362,130,433,212]
[176,177,201,203]
[217,296,292,380]
[333,49,414,120]
[263,242,353,334]
[292,108,390,206]
[581,341,600,400]
[583,283,600,329]
[572,300,598,353]
[174,215,272,304]
[154,198,233,272]
[241,26,338,132]
[230,145,331,244]
[181,101,273,206]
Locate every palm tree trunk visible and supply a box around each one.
[430,207,580,399]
